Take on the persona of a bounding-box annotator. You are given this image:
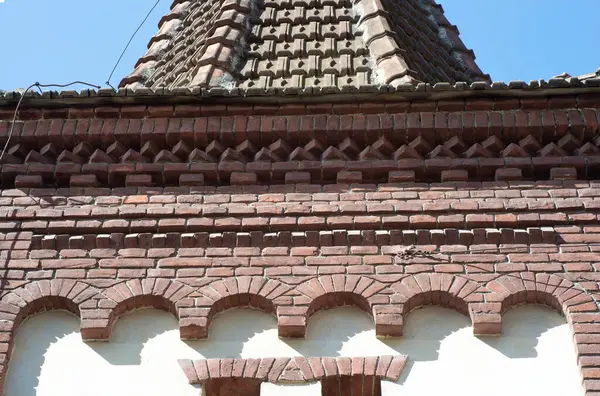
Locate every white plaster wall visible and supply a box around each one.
[4,306,584,396]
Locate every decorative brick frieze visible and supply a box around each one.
[1,158,599,188]
[0,212,595,235]
[0,89,599,394]
[0,102,599,191]
[25,228,560,251]
[0,271,597,390]
[1,105,599,188]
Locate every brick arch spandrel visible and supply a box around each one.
[390,273,497,336]
[195,276,292,340]
[485,272,600,394]
[0,279,100,391]
[84,278,196,342]
[286,275,391,339]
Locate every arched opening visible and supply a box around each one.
[307,292,373,321]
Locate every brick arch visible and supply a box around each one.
[195,276,292,339]
[389,273,495,336]
[82,278,196,341]
[0,280,100,390]
[486,272,599,321]
[485,272,600,391]
[282,275,389,338]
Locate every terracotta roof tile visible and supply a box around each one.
[121,0,490,90]
[553,68,600,82]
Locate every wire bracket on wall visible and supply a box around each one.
[0,81,101,162]
[394,245,444,263]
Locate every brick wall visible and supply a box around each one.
[0,96,599,189]
[0,92,599,394]
[0,182,598,393]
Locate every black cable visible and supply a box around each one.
[36,81,101,89]
[105,0,163,88]
[0,81,101,162]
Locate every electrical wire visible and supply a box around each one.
[105,0,163,89]
[3,1,165,159]
[0,81,101,162]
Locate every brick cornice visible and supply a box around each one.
[0,84,599,109]
[0,95,598,188]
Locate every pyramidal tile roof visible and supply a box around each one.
[120,0,490,91]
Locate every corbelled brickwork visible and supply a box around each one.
[0,90,598,190]
[0,85,599,394]
[1,0,599,392]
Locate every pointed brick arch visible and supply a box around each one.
[194,276,292,339]
[0,280,100,390]
[389,273,496,336]
[82,278,196,341]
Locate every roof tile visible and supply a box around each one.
[121,0,490,90]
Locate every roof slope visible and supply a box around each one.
[553,68,600,82]
[120,0,489,90]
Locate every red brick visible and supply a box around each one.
[230,172,257,186]
[99,259,154,268]
[70,174,99,187]
[495,168,522,181]
[14,175,43,188]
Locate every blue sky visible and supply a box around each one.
[0,0,596,91]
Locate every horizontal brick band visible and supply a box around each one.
[27,227,558,252]
[6,245,600,281]
[0,212,595,235]
[1,110,599,151]
[1,160,599,189]
[178,355,407,384]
